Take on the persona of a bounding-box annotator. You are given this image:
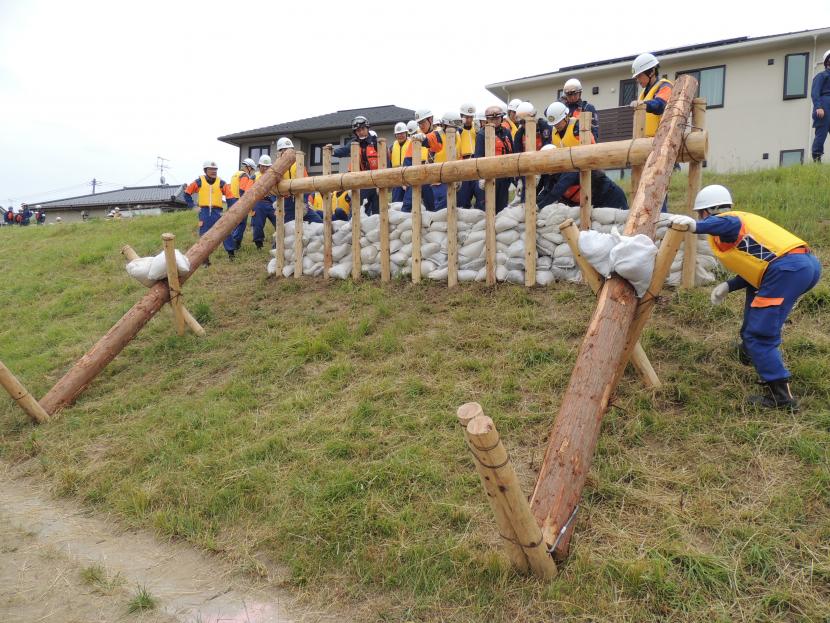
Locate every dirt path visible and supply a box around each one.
[0,468,347,623]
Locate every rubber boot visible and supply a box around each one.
[749,379,799,411]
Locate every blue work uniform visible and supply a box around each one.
[811,67,830,159]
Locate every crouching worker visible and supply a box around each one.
[670,185,821,410]
[536,145,627,210]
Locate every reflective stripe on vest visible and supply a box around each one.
[639,78,673,137]
[197,175,223,208]
[707,211,808,288]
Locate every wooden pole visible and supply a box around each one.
[484,124,496,286]
[681,98,706,289]
[277,133,707,195]
[378,137,391,283]
[293,151,305,279]
[524,118,537,286]
[162,233,185,336]
[579,112,593,231]
[445,127,459,288]
[350,143,362,281]
[529,75,700,560]
[457,403,529,574]
[460,403,558,580]
[410,139,423,284]
[122,245,204,337]
[39,149,297,415]
[558,218,661,389]
[322,145,333,279]
[275,197,285,278]
[630,104,646,201]
[0,360,49,424]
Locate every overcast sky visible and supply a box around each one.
[1,0,827,207]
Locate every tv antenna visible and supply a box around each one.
[156,156,170,184]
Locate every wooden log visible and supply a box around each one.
[524,118,537,286]
[445,127,459,289]
[484,124,496,286]
[681,98,706,289]
[630,104,647,201]
[559,218,661,389]
[277,133,707,195]
[463,406,558,579]
[275,197,285,278]
[530,75,699,560]
[0,360,49,424]
[39,149,298,415]
[410,139,423,284]
[122,244,204,336]
[161,233,185,336]
[377,137,391,283]
[350,143,362,281]
[293,151,305,279]
[322,145,333,279]
[457,403,529,574]
[578,112,593,231]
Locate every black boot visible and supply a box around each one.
[227,250,235,261]
[813,154,822,163]
[255,241,263,249]
[749,379,799,411]
[737,342,751,365]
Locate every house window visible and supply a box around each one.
[619,79,638,106]
[248,145,270,162]
[783,53,809,99]
[779,149,804,166]
[676,65,725,108]
[556,88,563,100]
[309,143,327,167]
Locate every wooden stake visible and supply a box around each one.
[524,118,537,286]
[350,143,362,281]
[484,124,496,286]
[40,148,298,415]
[445,127,459,288]
[275,197,285,278]
[162,233,185,336]
[579,112,593,231]
[462,404,558,580]
[630,104,646,201]
[121,244,140,262]
[530,75,700,560]
[293,151,305,279]
[378,138,391,283]
[559,219,660,389]
[0,360,49,424]
[410,139,423,284]
[681,98,706,289]
[322,145,333,279]
[457,403,529,574]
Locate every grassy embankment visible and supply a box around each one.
[1,165,829,621]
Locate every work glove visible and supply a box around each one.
[710,282,729,305]
[668,214,696,231]
[410,132,426,143]
[629,100,640,109]
[478,179,485,190]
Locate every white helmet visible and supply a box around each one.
[276,137,294,151]
[394,122,408,134]
[824,49,830,64]
[693,185,733,211]
[258,154,272,166]
[415,108,433,122]
[202,159,218,169]
[475,111,486,121]
[406,120,419,135]
[632,52,659,77]
[541,144,557,151]
[516,101,536,120]
[507,98,522,112]
[459,102,476,117]
[545,101,569,125]
[242,158,256,168]
[433,115,445,127]
[443,111,463,129]
[563,78,582,94]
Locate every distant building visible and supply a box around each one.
[218,105,416,175]
[34,184,188,223]
[486,27,830,172]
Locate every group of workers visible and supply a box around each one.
[3,205,46,226]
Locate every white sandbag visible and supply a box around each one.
[458,269,477,282]
[431,221,448,232]
[282,265,293,278]
[390,252,408,266]
[506,270,525,284]
[506,258,525,271]
[421,260,436,275]
[390,239,403,253]
[609,234,657,297]
[496,229,520,245]
[537,255,553,270]
[389,209,407,225]
[421,242,441,257]
[366,229,380,243]
[460,257,485,271]
[148,249,191,281]
[125,257,156,287]
[425,231,445,244]
[361,246,378,263]
[578,230,616,277]
[332,243,350,261]
[459,240,485,259]
[266,258,277,275]
[541,231,564,245]
[536,270,555,285]
[591,207,618,226]
[428,266,448,280]
[400,229,413,244]
[475,267,487,282]
[496,265,508,281]
[458,208,481,224]
[329,263,352,279]
[507,240,524,258]
[495,215,519,233]
[461,229,485,244]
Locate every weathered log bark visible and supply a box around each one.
[1,360,50,424]
[578,112,593,231]
[524,118,537,287]
[529,75,700,560]
[162,233,185,336]
[445,128,459,289]
[484,125,496,286]
[377,138,391,283]
[682,98,707,288]
[39,150,298,415]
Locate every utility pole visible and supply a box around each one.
[157,156,170,184]
[90,178,99,194]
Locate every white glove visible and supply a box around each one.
[410,132,426,142]
[478,179,485,190]
[668,214,696,232]
[629,100,640,109]
[710,282,729,305]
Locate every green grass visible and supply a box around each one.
[1,165,829,622]
[80,562,124,594]
[127,585,156,613]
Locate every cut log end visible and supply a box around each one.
[457,402,484,426]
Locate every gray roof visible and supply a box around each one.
[35,184,187,210]
[218,105,415,144]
